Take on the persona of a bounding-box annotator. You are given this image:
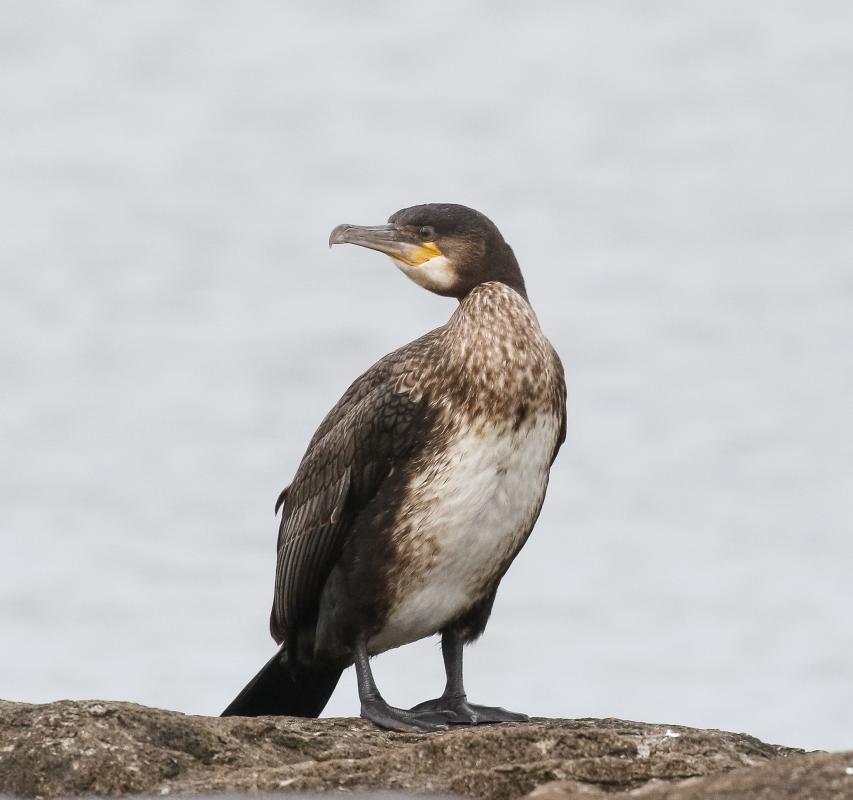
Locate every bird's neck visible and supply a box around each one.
[442,282,551,404]
[461,243,527,301]
[450,281,539,338]
[403,282,555,429]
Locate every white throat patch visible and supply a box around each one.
[392,255,456,293]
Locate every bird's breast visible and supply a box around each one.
[368,409,560,653]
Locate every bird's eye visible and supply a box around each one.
[418,226,436,241]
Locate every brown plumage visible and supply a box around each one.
[223,204,566,732]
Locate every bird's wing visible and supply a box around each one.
[270,345,433,645]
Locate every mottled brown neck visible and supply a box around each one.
[431,282,556,427]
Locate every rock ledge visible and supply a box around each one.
[0,700,849,799]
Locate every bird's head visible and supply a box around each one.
[329,203,526,300]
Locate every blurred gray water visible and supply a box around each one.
[1,1,852,752]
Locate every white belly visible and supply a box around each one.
[369,413,559,652]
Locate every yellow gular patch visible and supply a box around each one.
[401,241,443,266]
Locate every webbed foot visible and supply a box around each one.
[361,695,454,732]
[410,694,529,725]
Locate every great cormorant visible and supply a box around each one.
[222,203,566,732]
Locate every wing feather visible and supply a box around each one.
[270,373,428,644]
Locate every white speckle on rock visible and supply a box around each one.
[87,704,108,717]
[278,778,297,788]
[664,730,681,738]
[534,739,555,755]
[845,766,853,775]
[637,743,651,759]
[159,787,171,795]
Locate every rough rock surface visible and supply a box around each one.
[0,699,842,799]
[527,751,853,800]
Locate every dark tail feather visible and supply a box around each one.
[221,648,344,718]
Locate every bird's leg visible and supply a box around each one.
[354,635,452,733]
[409,631,529,724]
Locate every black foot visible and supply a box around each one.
[361,695,454,733]
[410,695,529,725]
